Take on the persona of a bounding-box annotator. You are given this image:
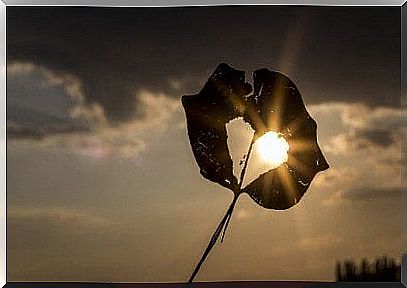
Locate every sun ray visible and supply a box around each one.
[268,81,286,132]
[277,164,298,204]
[288,154,311,173]
[282,113,310,136]
[288,139,315,154]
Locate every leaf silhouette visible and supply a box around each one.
[182,64,328,209]
[183,63,329,283]
[182,63,252,194]
[242,68,329,209]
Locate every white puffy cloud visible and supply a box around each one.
[35,89,182,159]
[309,102,405,155]
[8,61,107,126]
[8,62,183,158]
[308,103,404,205]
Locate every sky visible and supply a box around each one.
[6,6,406,282]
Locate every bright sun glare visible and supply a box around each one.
[256,131,290,167]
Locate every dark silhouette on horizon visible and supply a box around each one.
[336,256,401,282]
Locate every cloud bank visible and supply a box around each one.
[8,62,182,158]
[309,103,404,205]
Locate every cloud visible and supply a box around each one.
[8,61,107,128]
[335,107,404,153]
[7,8,205,123]
[343,187,403,201]
[309,103,405,155]
[7,6,401,127]
[39,90,182,158]
[268,234,343,257]
[307,103,404,206]
[8,62,183,158]
[7,106,91,139]
[312,167,361,207]
[8,206,114,228]
[356,128,395,147]
[296,234,342,251]
[7,62,35,75]
[7,7,401,159]
[312,167,361,190]
[313,165,403,206]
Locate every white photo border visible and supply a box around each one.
[1,1,405,287]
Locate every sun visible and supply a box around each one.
[256,131,290,167]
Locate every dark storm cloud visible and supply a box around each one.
[356,128,395,148]
[348,124,404,150]
[7,66,91,139]
[7,106,90,139]
[344,187,403,200]
[348,110,405,150]
[7,6,400,125]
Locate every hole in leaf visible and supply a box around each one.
[226,117,291,188]
[226,117,254,181]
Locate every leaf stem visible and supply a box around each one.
[220,134,255,242]
[187,194,239,284]
[188,132,256,284]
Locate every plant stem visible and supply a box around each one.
[187,194,239,284]
[220,135,255,242]
[188,133,256,284]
